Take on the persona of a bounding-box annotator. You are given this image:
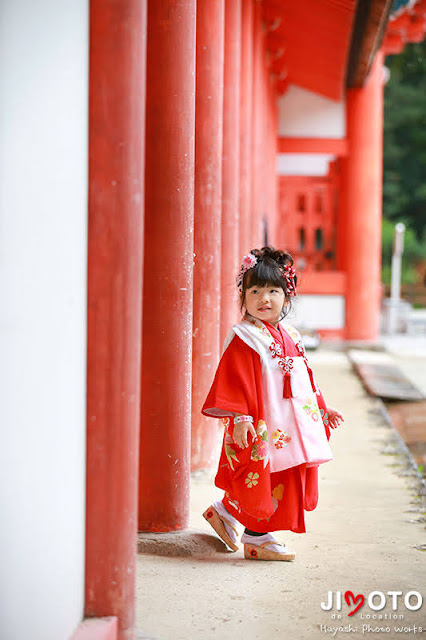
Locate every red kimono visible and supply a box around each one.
[202,322,331,534]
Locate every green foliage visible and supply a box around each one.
[381,218,426,285]
[383,41,426,239]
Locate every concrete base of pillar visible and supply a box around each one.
[137,530,228,557]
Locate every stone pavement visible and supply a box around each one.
[380,335,426,395]
[136,349,426,640]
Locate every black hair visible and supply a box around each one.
[240,246,297,319]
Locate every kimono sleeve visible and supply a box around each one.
[201,334,262,420]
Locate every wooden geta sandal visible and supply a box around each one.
[203,505,239,552]
[244,541,295,561]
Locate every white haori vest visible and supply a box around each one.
[223,316,333,473]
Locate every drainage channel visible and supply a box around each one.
[347,348,426,482]
[383,399,426,480]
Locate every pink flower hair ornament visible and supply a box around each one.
[236,253,258,291]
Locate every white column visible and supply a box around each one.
[0,2,88,639]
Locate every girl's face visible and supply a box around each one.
[243,283,286,326]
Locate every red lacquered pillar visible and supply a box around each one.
[266,78,277,245]
[239,0,254,257]
[250,2,263,248]
[340,52,385,341]
[139,0,196,530]
[336,155,347,272]
[260,32,269,245]
[191,0,225,471]
[86,2,146,638]
[220,0,242,344]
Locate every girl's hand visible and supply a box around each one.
[326,406,344,429]
[233,421,257,449]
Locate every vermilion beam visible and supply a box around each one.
[278,137,349,156]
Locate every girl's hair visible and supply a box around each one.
[239,246,297,318]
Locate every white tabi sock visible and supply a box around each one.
[240,531,288,554]
[213,500,240,544]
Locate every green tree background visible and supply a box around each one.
[382,41,426,284]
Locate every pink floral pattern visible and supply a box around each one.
[247,316,272,338]
[272,429,292,449]
[303,397,321,421]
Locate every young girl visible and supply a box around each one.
[201,246,343,561]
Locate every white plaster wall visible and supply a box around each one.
[278,84,346,138]
[287,295,345,330]
[276,153,335,176]
[276,84,346,177]
[0,2,88,639]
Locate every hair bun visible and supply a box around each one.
[251,245,294,268]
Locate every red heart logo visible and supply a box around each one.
[344,591,365,616]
